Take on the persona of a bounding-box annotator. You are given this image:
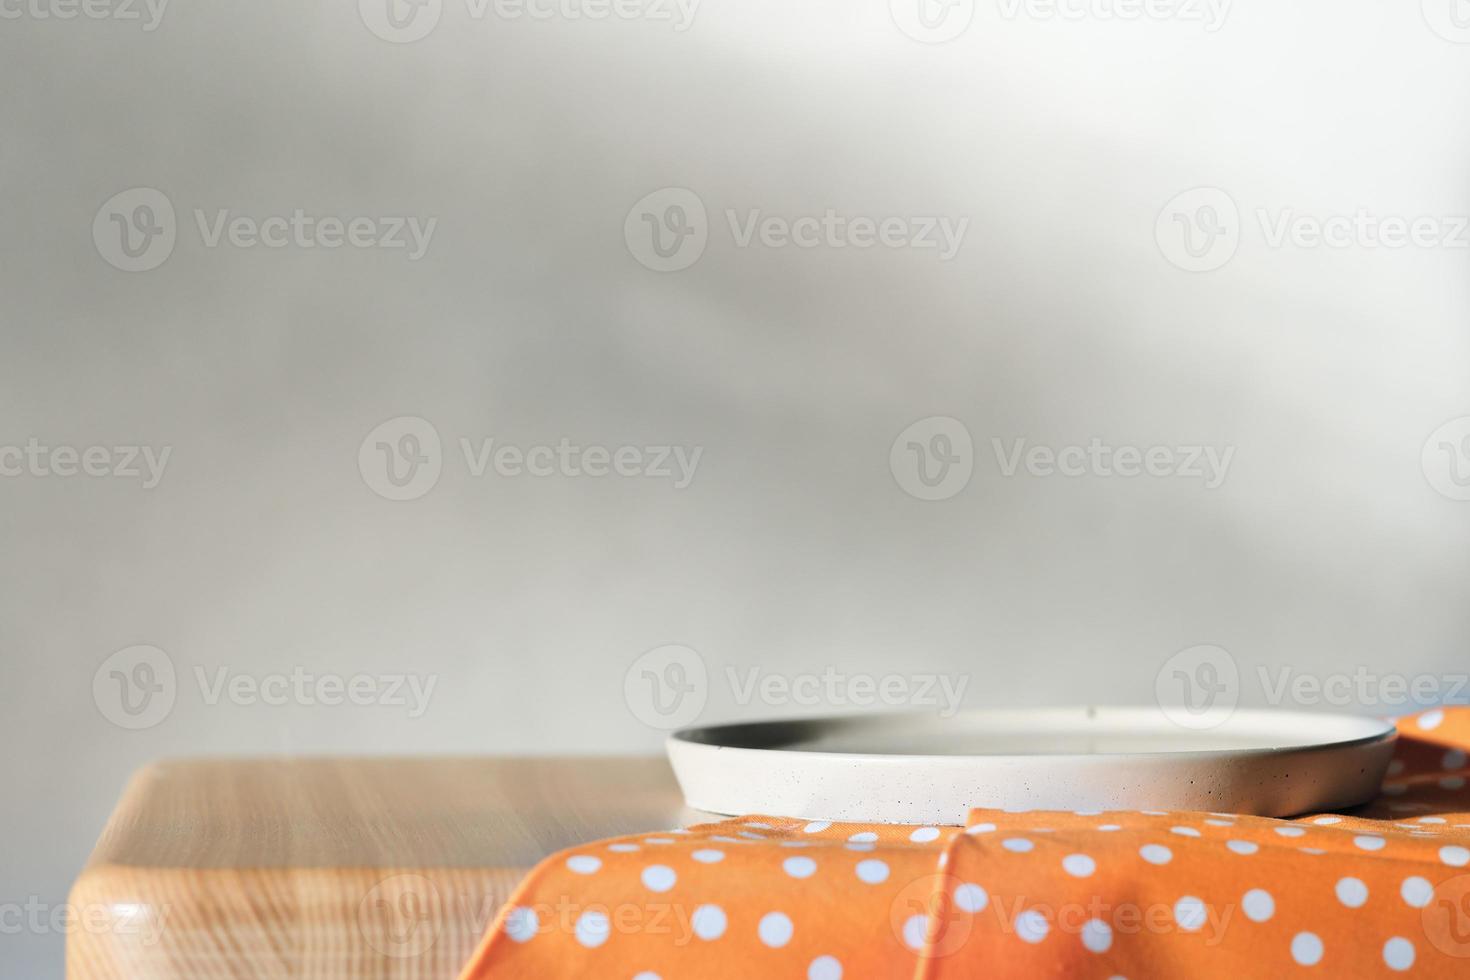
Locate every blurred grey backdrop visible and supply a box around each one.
[3,0,1469,974]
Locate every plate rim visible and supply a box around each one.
[668,706,1399,764]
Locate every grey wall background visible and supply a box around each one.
[3,0,1469,974]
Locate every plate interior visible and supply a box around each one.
[677,708,1394,758]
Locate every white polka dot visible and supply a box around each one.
[1242,888,1274,922]
[1171,826,1201,838]
[1141,810,1168,816]
[1274,826,1306,838]
[566,855,602,874]
[1383,937,1415,972]
[505,906,538,943]
[1015,908,1049,943]
[709,836,743,844]
[848,832,877,843]
[608,842,639,852]
[844,842,875,853]
[1173,896,1207,932]
[955,883,988,913]
[1441,845,1470,867]
[1419,817,1448,824]
[1299,847,1326,855]
[1312,816,1341,825]
[783,856,816,878]
[1442,776,1467,790]
[808,955,843,980]
[1074,809,1103,816]
[855,859,890,884]
[739,831,766,840]
[902,914,928,950]
[1205,818,1234,827]
[1388,759,1406,776]
[1446,750,1468,770]
[758,911,793,948]
[1098,824,1122,832]
[1003,837,1034,853]
[1062,854,1096,877]
[1291,932,1323,966]
[937,852,948,868]
[803,821,831,834]
[1081,918,1112,953]
[781,841,812,848]
[641,865,676,893]
[1226,840,1259,855]
[692,904,726,941]
[1401,876,1433,908]
[1354,835,1386,851]
[1335,877,1368,908]
[633,973,661,980]
[967,822,996,835]
[1140,844,1173,865]
[1419,709,1445,730]
[575,910,609,948]
[745,822,774,830]
[692,849,725,864]
[910,827,941,843]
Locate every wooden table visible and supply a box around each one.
[67,758,698,979]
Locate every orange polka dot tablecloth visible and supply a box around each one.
[458,709,1470,979]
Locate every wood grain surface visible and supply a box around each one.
[67,757,697,979]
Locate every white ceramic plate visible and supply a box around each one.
[667,707,1396,824]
